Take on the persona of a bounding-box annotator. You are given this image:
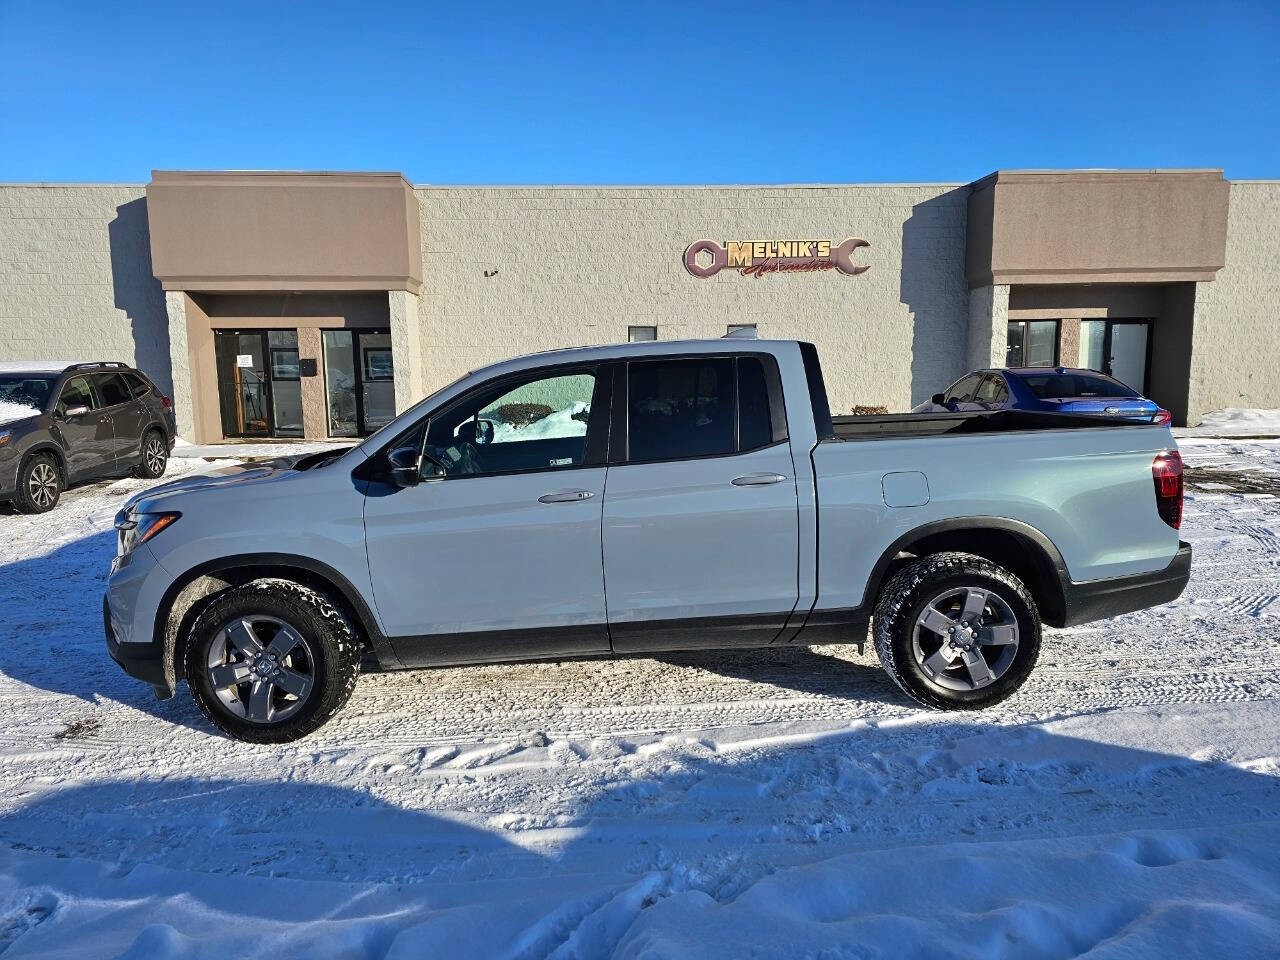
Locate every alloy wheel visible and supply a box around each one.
[911,585,1021,692]
[206,615,316,724]
[144,436,166,474]
[28,462,59,509]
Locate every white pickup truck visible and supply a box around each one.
[106,336,1191,742]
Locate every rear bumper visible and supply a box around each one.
[1060,541,1192,627]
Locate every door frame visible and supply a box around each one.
[323,328,394,437]
[1085,318,1154,394]
[214,329,302,439]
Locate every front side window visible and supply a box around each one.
[57,376,96,414]
[420,369,598,478]
[944,375,981,405]
[95,373,132,407]
[627,358,736,462]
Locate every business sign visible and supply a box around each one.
[684,237,870,279]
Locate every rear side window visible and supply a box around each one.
[95,373,132,407]
[628,358,735,462]
[975,375,1003,404]
[57,376,96,413]
[1019,373,1135,399]
[124,373,151,398]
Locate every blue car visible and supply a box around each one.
[914,367,1171,425]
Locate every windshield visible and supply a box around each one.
[356,369,474,454]
[0,374,56,412]
[1017,372,1137,400]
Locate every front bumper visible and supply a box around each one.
[104,542,177,697]
[1060,541,1193,627]
[105,594,167,689]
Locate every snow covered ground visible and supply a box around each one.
[1,439,1279,957]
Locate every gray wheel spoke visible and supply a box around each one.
[225,620,263,657]
[247,680,273,722]
[273,666,310,698]
[921,646,958,677]
[209,662,253,689]
[917,605,955,636]
[961,648,995,687]
[266,623,304,659]
[980,624,1017,646]
[960,588,989,621]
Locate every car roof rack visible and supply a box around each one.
[64,361,128,372]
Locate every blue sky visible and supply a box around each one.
[2,0,1277,183]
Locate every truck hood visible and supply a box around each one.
[124,460,299,513]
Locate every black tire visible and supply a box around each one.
[873,552,1041,710]
[13,453,62,514]
[184,579,362,743]
[133,429,169,479]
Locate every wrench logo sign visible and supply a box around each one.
[684,237,870,279]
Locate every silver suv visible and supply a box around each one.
[0,362,176,513]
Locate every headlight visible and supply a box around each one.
[115,509,181,557]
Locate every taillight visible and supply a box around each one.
[1153,408,1172,426]
[1152,450,1183,529]
[161,395,172,409]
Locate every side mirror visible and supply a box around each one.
[387,446,422,488]
[63,405,90,419]
[931,394,945,406]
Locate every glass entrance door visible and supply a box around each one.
[213,330,303,438]
[1080,320,1152,393]
[322,329,396,437]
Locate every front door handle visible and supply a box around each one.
[538,489,595,503]
[731,472,788,486]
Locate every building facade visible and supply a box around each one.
[1,168,1276,440]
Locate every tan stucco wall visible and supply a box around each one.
[1188,182,1280,424]
[416,184,971,413]
[0,185,171,394]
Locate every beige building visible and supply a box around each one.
[1,168,1276,440]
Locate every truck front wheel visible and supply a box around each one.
[184,579,362,742]
[873,552,1041,709]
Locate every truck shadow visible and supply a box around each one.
[1,722,1278,956]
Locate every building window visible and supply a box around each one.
[1006,320,1059,368]
[727,323,757,336]
[628,325,657,342]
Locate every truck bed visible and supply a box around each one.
[830,409,1151,440]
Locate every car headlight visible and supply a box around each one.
[114,509,181,557]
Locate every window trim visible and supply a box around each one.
[610,352,789,467]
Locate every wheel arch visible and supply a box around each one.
[865,518,1070,627]
[20,441,68,481]
[155,553,396,694]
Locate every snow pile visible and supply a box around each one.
[489,401,589,442]
[1178,407,1280,437]
[0,401,41,425]
[0,444,1278,956]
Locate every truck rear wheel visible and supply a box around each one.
[873,552,1040,710]
[184,579,362,743]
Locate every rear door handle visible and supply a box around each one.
[731,472,788,486]
[538,489,595,503]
